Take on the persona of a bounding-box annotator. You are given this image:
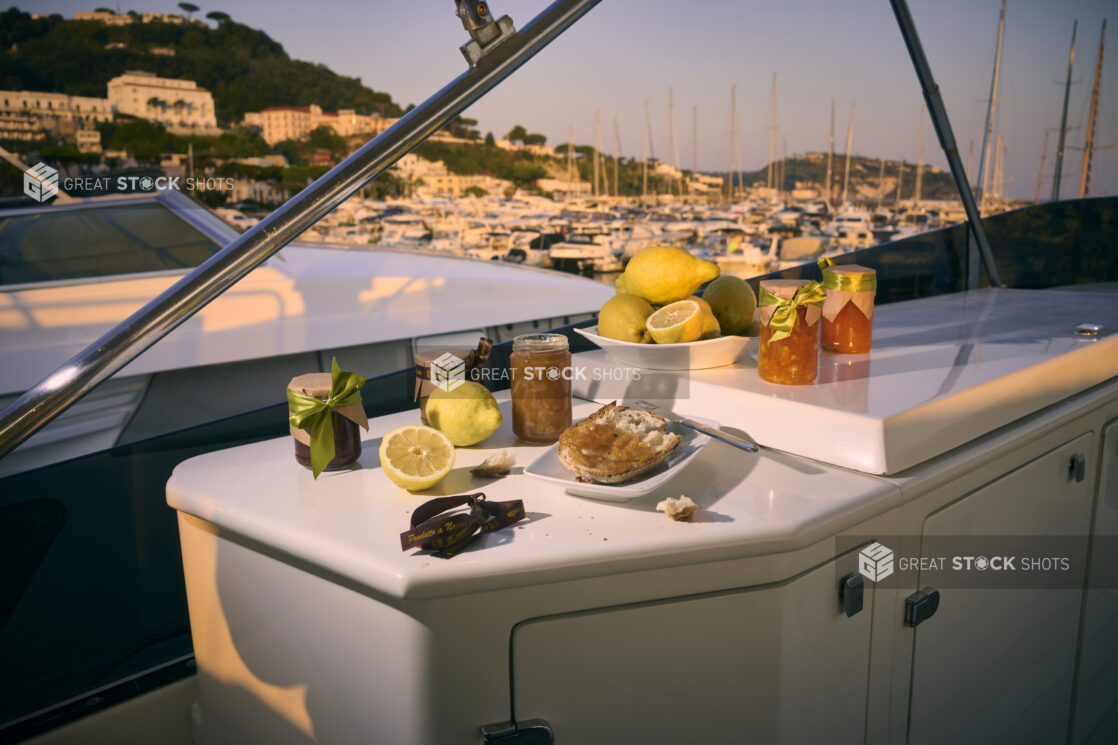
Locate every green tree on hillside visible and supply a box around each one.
[178,3,200,20]
[506,124,527,144]
[206,11,231,23]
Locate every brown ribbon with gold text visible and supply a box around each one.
[400,493,524,558]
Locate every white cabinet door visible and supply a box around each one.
[909,433,1095,745]
[512,553,873,745]
[1074,418,1118,745]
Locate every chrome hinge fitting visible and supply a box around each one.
[456,0,516,66]
[481,718,555,744]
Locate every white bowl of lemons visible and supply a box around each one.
[577,257,759,370]
[575,323,755,370]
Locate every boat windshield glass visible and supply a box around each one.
[0,201,219,286]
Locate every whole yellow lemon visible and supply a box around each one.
[616,246,720,305]
[425,381,503,446]
[598,293,654,343]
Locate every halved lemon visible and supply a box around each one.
[646,299,703,344]
[379,425,455,491]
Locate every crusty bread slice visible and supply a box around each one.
[557,403,682,484]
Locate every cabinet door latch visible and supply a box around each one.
[839,572,864,617]
[482,719,554,744]
[904,587,940,627]
[1069,453,1086,483]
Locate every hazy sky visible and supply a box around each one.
[24,0,1118,199]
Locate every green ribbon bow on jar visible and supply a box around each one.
[287,358,368,478]
[757,280,826,343]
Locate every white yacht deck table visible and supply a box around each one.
[166,394,899,602]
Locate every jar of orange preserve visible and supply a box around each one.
[821,264,876,354]
[757,279,825,385]
[510,333,572,442]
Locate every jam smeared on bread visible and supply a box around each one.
[557,403,682,484]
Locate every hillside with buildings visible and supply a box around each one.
[0,8,401,123]
[0,7,961,208]
[716,151,959,202]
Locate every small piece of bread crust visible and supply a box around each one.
[656,495,699,521]
[558,403,682,484]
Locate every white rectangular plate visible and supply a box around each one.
[524,414,718,501]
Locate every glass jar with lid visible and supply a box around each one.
[510,333,572,442]
[757,279,824,385]
[287,372,365,471]
[821,264,876,354]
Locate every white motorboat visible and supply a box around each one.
[548,233,622,273]
[0,190,612,476]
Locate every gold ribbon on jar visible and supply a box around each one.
[288,358,367,478]
[818,257,878,292]
[757,280,826,342]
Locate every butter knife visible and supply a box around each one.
[635,400,760,453]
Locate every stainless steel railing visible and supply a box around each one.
[0,0,600,460]
[889,0,1003,290]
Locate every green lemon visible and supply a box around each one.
[598,293,654,343]
[702,275,757,335]
[616,246,720,305]
[689,296,722,339]
[425,381,503,446]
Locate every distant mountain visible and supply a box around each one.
[712,152,960,201]
[0,8,402,123]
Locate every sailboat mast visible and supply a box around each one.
[735,127,744,203]
[915,113,925,203]
[612,116,621,197]
[976,0,1007,210]
[780,137,787,201]
[896,140,905,203]
[877,156,886,208]
[729,85,737,199]
[1077,19,1106,199]
[668,88,681,196]
[841,101,855,206]
[825,98,835,206]
[692,105,698,174]
[1051,21,1077,201]
[966,140,974,187]
[593,108,601,197]
[567,125,574,191]
[1034,130,1049,203]
[642,99,649,201]
[767,73,777,190]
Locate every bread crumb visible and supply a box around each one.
[656,495,699,521]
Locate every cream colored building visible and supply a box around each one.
[76,129,102,153]
[243,104,396,145]
[75,11,134,25]
[75,11,203,26]
[393,153,511,197]
[537,177,590,195]
[0,90,113,141]
[107,71,218,132]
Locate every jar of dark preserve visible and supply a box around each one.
[288,373,362,471]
